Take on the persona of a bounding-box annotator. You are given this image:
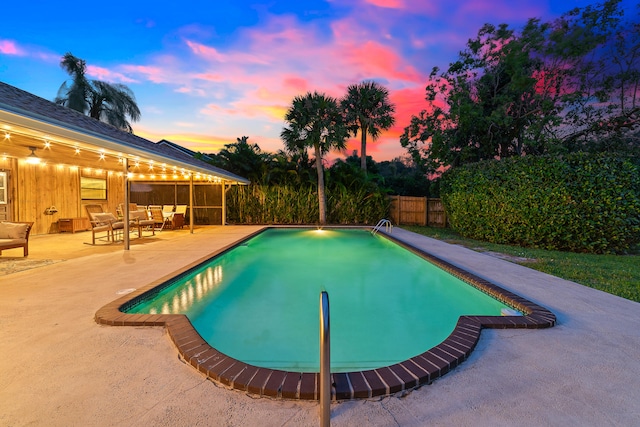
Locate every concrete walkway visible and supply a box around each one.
[0,226,638,426]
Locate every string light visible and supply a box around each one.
[0,124,227,183]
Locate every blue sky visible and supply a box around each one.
[1,0,631,161]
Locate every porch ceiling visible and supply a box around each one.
[1,121,220,182]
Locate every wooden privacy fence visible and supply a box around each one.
[389,196,447,227]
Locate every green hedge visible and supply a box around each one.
[441,153,640,253]
[226,184,390,225]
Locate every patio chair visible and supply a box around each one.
[87,212,125,244]
[85,204,104,217]
[162,205,175,216]
[117,203,140,219]
[172,205,188,229]
[149,206,170,231]
[129,210,155,238]
[85,204,108,244]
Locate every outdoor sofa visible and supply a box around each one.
[0,221,34,257]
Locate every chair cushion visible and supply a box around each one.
[130,210,148,221]
[92,224,111,232]
[0,238,27,247]
[0,222,29,239]
[93,213,118,226]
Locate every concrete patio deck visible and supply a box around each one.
[1,226,638,426]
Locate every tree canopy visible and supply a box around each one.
[401,0,639,172]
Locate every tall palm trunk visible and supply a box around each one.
[314,143,326,224]
[360,123,368,173]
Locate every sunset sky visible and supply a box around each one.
[1,0,632,162]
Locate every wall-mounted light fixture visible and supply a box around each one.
[26,146,41,165]
[44,206,58,215]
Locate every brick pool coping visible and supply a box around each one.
[95,228,556,401]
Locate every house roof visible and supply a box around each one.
[157,139,214,162]
[0,82,249,184]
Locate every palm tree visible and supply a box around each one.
[341,81,396,173]
[55,53,91,114]
[281,92,348,224]
[211,136,271,183]
[55,53,141,132]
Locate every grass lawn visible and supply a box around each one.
[403,226,640,303]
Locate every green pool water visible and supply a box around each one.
[127,228,511,372]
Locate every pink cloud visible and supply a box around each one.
[186,39,269,65]
[121,64,171,84]
[283,76,309,93]
[456,0,546,23]
[185,40,226,62]
[364,0,404,8]
[192,72,225,82]
[0,39,25,56]
[339,0,440,15]
[338,40,423,83]
[175,86,207,97]
[86,65,137,83]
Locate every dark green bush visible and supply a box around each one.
[227,184,390,225]
[441,153,640,253]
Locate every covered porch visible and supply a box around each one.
[0,82,249,243]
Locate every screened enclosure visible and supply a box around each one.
[130,182,224,225]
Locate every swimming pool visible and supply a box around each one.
[96,227,556,400]
[127,228,512,372]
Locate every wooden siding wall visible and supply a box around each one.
[389,196,447,227]
[0,156,126,235]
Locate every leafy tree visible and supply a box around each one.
[341,81,396,174]
[401,0,639,171]
[559,1,640,149]
[268,149,315,186]
[208,136,272,183]
[377,157,435,196]
[281,92,349,224]
[55,52,141,132]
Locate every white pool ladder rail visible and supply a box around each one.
[371,218,392,235]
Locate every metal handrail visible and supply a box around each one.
[371,218,392,235]
[320,291,330,427]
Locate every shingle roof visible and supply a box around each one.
[0,81,248,183]
[157,139,214,162]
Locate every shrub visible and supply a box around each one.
[227,184,390,225]
[441,153,640,253]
